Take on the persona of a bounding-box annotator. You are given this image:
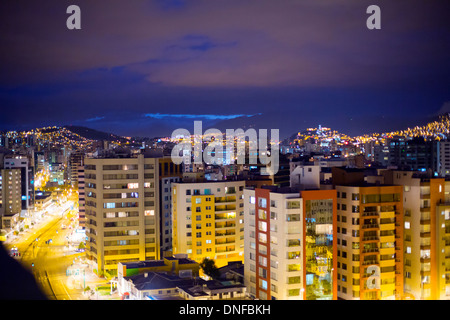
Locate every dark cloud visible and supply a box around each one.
[0,0,449,137]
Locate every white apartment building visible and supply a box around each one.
[84,154,159,275]
[244,186,337,300]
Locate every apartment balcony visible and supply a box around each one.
[420,270,431,277]
[380,235,396,243]
[362,236,379,242]
[380,223,395,231]
[225,189,236,195]
[215,214,235,221]
[362,211,379,218]
[215,206,236,213]
[379,259,396,268]
[215,247,236,254]
[215,231,236,237]
[380,211,395,219]
[85,229,97,238]
[215,242,236,249]
[287,264,302,272]
[379,271,396,280]
[362,248,379,254]
[421,244,432,250]
[362,224,379,230]
[420,207,430,213]
[420,219,431,225]
[215,223,236,230]
[420,194,431,200]
[420,257,431,263]
[362,259,379,266]
[380,247,395,255]
[214,197,236,204]
[420,232,431,238]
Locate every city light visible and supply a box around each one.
[0,1,448,311]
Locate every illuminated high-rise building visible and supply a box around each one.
[0,168,22,229]
[172,180,246,268]
[77,165,86,229]
[383,170,450,300]
[158,157,182,256]
[335,183,403,300]
[84,153,159,275]
[244,186,337,300]
[4,155,34,217]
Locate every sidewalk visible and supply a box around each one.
[66,255,121,300]
[3,210,58,245]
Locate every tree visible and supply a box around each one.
[200,257,220,280]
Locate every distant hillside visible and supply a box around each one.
[64,125,127,142]
[285,113,450,143]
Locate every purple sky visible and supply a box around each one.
[0,0,449,138]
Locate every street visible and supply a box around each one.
[3,202,112,300]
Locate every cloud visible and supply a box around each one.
[435,101,450,115]
[2,0,448,88]
[86,116,105,122]
[144,113,260,120]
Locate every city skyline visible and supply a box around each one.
[0,0,449,138]
[1,0,450,304]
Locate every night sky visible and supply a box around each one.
[0,0,449,139]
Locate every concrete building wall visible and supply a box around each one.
[84,154,159,274]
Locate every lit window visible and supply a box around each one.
[404,221,410,229]
[145,210,154,216]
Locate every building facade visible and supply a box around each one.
[84,154,160,275]
[4,155,35,217]
[77,165,86,229]
[335,184,403,300]
[243,186,337,300]
[384,170,450,300]
[172,180,246,268]
[0,168,22,230]
[158,157,182,256]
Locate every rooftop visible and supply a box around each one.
[178,280,246,297]
[125,272,204,291]
[120,256,197,269]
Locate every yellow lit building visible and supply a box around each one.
[383,170,450,300]
[84,153,159,275]
[335,184,403,300]
[172,180,245,268]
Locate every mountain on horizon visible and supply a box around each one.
[54,112,450,143]
[64,125,128,142]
